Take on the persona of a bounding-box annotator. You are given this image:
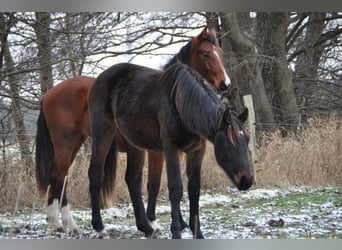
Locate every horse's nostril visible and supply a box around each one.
[238,176,253,191]
[219,81,228,91]
[220,81,231,91]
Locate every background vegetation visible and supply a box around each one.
[0,12,341,210]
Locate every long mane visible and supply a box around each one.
[162,62,225,139]
[163,41,192,70]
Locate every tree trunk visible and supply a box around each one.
[219,12,275,131]
[293,13,326,122]
[34,12,53,94]
[256,12,299,128]
[3,38,34,175]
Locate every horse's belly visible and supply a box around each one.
[116,118,162,151]
[130,136,162,151]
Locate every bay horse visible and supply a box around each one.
[35,27,231,231]
[88,61,253,239]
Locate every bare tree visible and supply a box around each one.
[217,12,275,131]
[208,12,341,130]
[256,12,299,127]
[1,14,34,173]
[33,12,53,95]
[290,12,342,119]
[0,12,206,171]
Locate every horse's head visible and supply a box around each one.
[190,27,231,91]
[214,108,253,191]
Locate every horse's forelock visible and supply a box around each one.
[226,115,249,146]
[202,32,218,46]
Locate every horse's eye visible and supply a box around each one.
[201,51,210,59]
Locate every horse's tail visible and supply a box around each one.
[35,100,54,197]
[101,141,118,208]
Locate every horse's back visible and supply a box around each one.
[43,76,94,109]
[43,76,95,140]
[90,63,164,151]
[91,63,162,115]
[92,63,160,92]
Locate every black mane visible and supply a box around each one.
[163,41,192,70]
[162,62,225,139]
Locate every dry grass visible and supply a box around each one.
[257,116,342,186]
[0,116,341,211]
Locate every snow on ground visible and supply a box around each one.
[0,186,341,239]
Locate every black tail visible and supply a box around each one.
[35,101,54,197]
[101,141,118,207]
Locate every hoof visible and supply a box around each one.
[148,220,162,234]
[193,232,204,239]
[180,221,188,231]
[172,231,182,239]
[91,229,110,239]
[146,230,159,239]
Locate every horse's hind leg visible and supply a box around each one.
[60,138,86,232]
[46,196,63,231]
[125,145,155,238]
[88,127,115,238]
[47,144,81,232]
[46,165,67,231]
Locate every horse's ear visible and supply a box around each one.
[198,27,209,39]
[238,108,249,123]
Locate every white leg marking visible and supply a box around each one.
[61,205,79,231]
[46,199,62,229]
[149,219,162,233]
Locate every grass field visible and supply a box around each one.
[0,186,341,239]
[0,117,341,239]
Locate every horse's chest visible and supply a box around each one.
[177,133,204,152]
[166,122,204,152]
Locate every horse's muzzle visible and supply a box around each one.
[219,80,232,91]
[238,175,253,190]
[234,171,253,191]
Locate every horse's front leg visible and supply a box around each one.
[146,151,164,232]
[147,151,188,233]
[125,145,156,238]
[186,142,206,239]
[164,145,183,239]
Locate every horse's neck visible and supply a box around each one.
[174,84,225,141]
[164,42,191,70]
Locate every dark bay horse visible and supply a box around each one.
[88,61,253,239]
[35,27,231,231]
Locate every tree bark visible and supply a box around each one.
[34,12,53,94]
[293,12,326,121]
[256,12,299,127]
[219,12,275,131]
[3,36,34,174]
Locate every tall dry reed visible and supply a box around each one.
[257,116,342,186]
[1,116,341,211]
